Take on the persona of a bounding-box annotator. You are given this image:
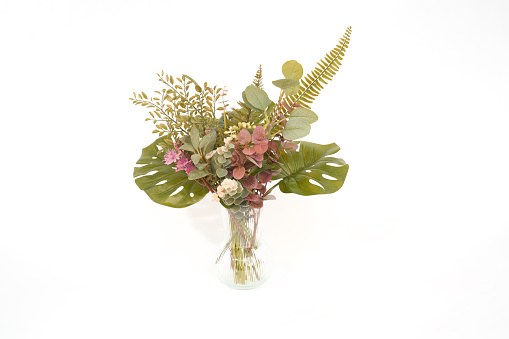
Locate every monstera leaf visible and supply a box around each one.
[273,141,348,196]
[133,137,209,208]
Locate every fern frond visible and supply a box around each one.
[252,65,264,89]
[286,26,352,109]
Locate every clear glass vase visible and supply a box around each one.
[214,205,273,289]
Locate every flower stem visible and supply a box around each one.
[264,181,280,197]
[228,209,251,247]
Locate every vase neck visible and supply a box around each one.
[221,206,263,248]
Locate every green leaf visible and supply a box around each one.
[285,27,352,109]
[179,143,195,152]
[290,107,318,124]
[282,60,303,80]
[272,78,300,89]
[244,85,271,111]
[273,141,348,196]
[199,129,216,154]
[133,137,209,208]
[191,153,201,165]
[282,118,311,140]
[284,85,300,97]
[180,135,191,144]
[182,74,202,92]
[216,168,227,177]
[190,127,200,149]
[242,91,259,111]
[188,168,209,180]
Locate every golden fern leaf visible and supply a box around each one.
[286,27,352,109]
[252,64,263,89]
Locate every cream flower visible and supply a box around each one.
[205,150,216,159]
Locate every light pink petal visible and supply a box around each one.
[237,129,251,144]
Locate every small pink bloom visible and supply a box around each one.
[184,161,196,174]
[163,149,179,165]
[176,157,193,173]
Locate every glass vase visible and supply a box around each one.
[214,205,273,289]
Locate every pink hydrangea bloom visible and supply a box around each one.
[163,149,179,165]
[184,161,196,174]
[176,157,196,174]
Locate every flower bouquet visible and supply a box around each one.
[132,27,352,289]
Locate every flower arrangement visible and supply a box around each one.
[132,27,352,288]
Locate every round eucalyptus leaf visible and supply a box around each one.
[282,118,311,140]
[244,85,271,111]
[282,60,304,80]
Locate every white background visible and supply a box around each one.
[1,0,508,338]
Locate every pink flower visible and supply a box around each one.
[176,156,196,174]
[163,149,179,165]
[184,161,196,174]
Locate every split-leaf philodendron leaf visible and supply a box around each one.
[273,141,348,196]
[133,136,209,208]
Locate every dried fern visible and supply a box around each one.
[286,27,352,109]
[252,65,263,89]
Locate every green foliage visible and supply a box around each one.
[132,28,353,209]
[285,27,352,109]
[244,85,272,111]
[281,60,303,96]
[272,78,300,89]
[222,184,250,206]
[282,60,304,80]
[273,141,349,196]
[129,71,224,142]
[199,129,217,154]
[133,137,209,208]
[282,118,311,140]
[252,65,264,89]
[282,107,318,140]
[228,101,263,126]
[290,107,318,123]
